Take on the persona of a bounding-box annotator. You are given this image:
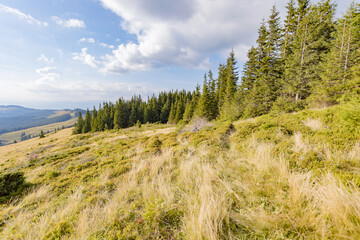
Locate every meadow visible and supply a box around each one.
[0,102,360,239]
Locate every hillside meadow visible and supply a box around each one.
[0,102,360,239]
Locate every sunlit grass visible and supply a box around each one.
[0,104,360,239]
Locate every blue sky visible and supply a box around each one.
[0,0,353,109]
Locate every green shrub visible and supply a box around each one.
[0,172,30,203]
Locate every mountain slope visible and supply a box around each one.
[0,103,359,239]
[0,106,83,146]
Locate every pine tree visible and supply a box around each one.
[220,49,239,119]
[196,74,211,119]
[91,107,98,132]
[243,20,272,117]
[174,94,185,123]
[114,99,128,129]
[217,64,227,108]
[82,109,91,133]
[282,0,298,58]
[280,0,335,110]
[168,102,176,124]
[225,49,238,102]
[208,70,219,119]
[313,3,360,105]
[239,46,258,114]
[74,111,84,134]
[183,85,200,122]
[160,97,171,123]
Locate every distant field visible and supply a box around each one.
[0,118,76,146]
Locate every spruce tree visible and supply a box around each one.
[217,64,227,108]
[220,49,239,119]
[74,111,84,134]
[280,0,335,110]
[239,46,258,113]
[282,0,298,58]
[243,20,271,117]
[91,107,98,132]
[168,102,176,124]
[174,94,185,123]
[82,109,91,133]
[208,70,219,120]
[114,99,128,129]
[183,85,200,122]
[313,3,360,105]
[196,74,211,119]
[160,97,171,123]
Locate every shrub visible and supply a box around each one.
[39,130,45,138]
[0,172,30,203]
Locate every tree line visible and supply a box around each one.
[74,0,360,134]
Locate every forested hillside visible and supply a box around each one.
[73,1,360,134]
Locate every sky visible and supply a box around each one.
[0,0,354,110]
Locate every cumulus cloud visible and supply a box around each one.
[94,0,280,73]
[0,4,48,26]
[37,54,54,64]
[72,48,98,68]
[52,16,86,28]
[79,37,95,43]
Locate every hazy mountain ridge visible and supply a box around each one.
[0,105,84,145]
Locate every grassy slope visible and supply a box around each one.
[0,103,360,239]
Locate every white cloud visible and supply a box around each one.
[96,0,282,73]
[100,42,115,49]
[72,48,98,68]
[52,16,86,28]
[0,4,48,26]
[35,67,61,84]
[79,37,95,43]
[27,74,155,103]
[37,54,54,64]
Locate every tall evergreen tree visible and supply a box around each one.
[168,102,176,124]
[74,111,84,134]
[220,49,239,119]
[217,64,227,108]
[114,99,129,129]
[243,6,283,117]
[279,0,335,110]
[160,97,171,123]
[196,74,212,119]
[82,109,91,133]
[208,70,219,119]
[282,0,298,58]
[174,94,185,123]
[239,46,258,109]
[183,85,200,122]
[312,3,360,105]
[91,107,98,132]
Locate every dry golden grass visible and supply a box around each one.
[303,118,323,131]
[0,106,360,239]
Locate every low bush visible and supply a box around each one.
[0,172,30,203]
